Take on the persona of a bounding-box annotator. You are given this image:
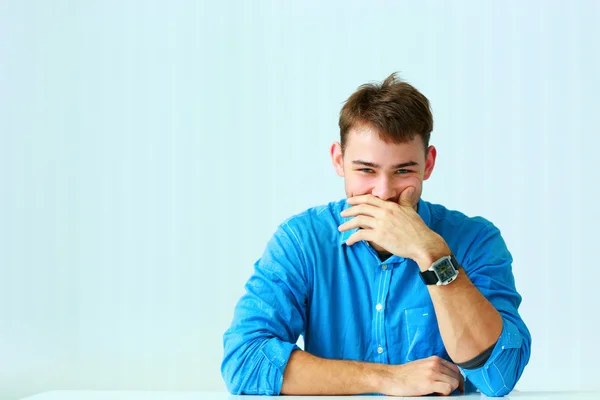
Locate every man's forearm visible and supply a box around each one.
[281,350,385,395]
[420,252,503,364]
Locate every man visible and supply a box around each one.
[221,73,531,397]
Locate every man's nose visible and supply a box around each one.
[371,177,397,201]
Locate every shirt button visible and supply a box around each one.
[376,303,383,311]
[382,264,388,270]
[377,346,384,354]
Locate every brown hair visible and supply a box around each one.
[339,72,433,155]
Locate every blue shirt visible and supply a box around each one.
[222,198,531,396]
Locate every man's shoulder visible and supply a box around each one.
[425,200,513,272]
[275,198,346,244]
[281,198,346,228]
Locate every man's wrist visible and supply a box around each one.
[415,237,452,271]
[364,362,393,394]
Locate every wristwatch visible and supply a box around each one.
[420,254,460,285]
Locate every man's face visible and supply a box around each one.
[330,123,437,208]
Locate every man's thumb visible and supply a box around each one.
[399,187,415,206]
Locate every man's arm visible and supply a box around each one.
[221,223,308,395]
[282,350,464,396]
[417,248,503,363]
[282,350,380,395]
[415,224,531,397]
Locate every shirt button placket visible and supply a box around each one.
[378,265,388,359]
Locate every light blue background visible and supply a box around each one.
[1,1,599,399]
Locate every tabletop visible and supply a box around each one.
[19,391,600,400]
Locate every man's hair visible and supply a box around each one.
[339,73,433,155]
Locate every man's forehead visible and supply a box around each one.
[346,126,423,147]
[344,135,423,163]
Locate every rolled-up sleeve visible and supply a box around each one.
[458,222,532,397]
[221,223,309,395]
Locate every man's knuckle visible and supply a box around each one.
[443,384,452,395]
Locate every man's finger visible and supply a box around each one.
[398,186,415,207]
[338,216,375,232]
[439,362,462,385]
[346,194,389,208]
[438,357,461,375]
[340,204,384,218]
[437,359,464,394]
[432,381,457,396]
[345,228,372,246]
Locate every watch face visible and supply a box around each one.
[435,259,456,282]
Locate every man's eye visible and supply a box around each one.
[359,169,374,173]
[396,169,412,174]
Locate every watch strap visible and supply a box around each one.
[420,270,439,285]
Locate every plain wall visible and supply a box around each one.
[1,1,599,399]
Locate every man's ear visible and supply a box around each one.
[423,145,437,181]
[330,142,345,177]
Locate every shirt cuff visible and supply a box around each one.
[461,318,523,376]
[458,318,525,396]
[461,317,523,372]
[260,338,302,394]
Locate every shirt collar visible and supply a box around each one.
[338,197,431,246]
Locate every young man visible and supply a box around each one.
[221,73,531,397]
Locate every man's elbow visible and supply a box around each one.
[472,359,525,397]
[221,333,298,395]
[221,352,247,395]
[476,380,516,397]
[221,358,279,396]
[477,381,514,398]
[221,342,278,395]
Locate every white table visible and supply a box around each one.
[18,391,600,400]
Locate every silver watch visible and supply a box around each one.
[419,254,460,285]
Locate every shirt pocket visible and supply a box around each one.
[404,305,448,362]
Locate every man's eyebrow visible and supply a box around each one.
[352,160,420,169]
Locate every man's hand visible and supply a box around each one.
[338,188,449,267]
[378,356,465,397]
